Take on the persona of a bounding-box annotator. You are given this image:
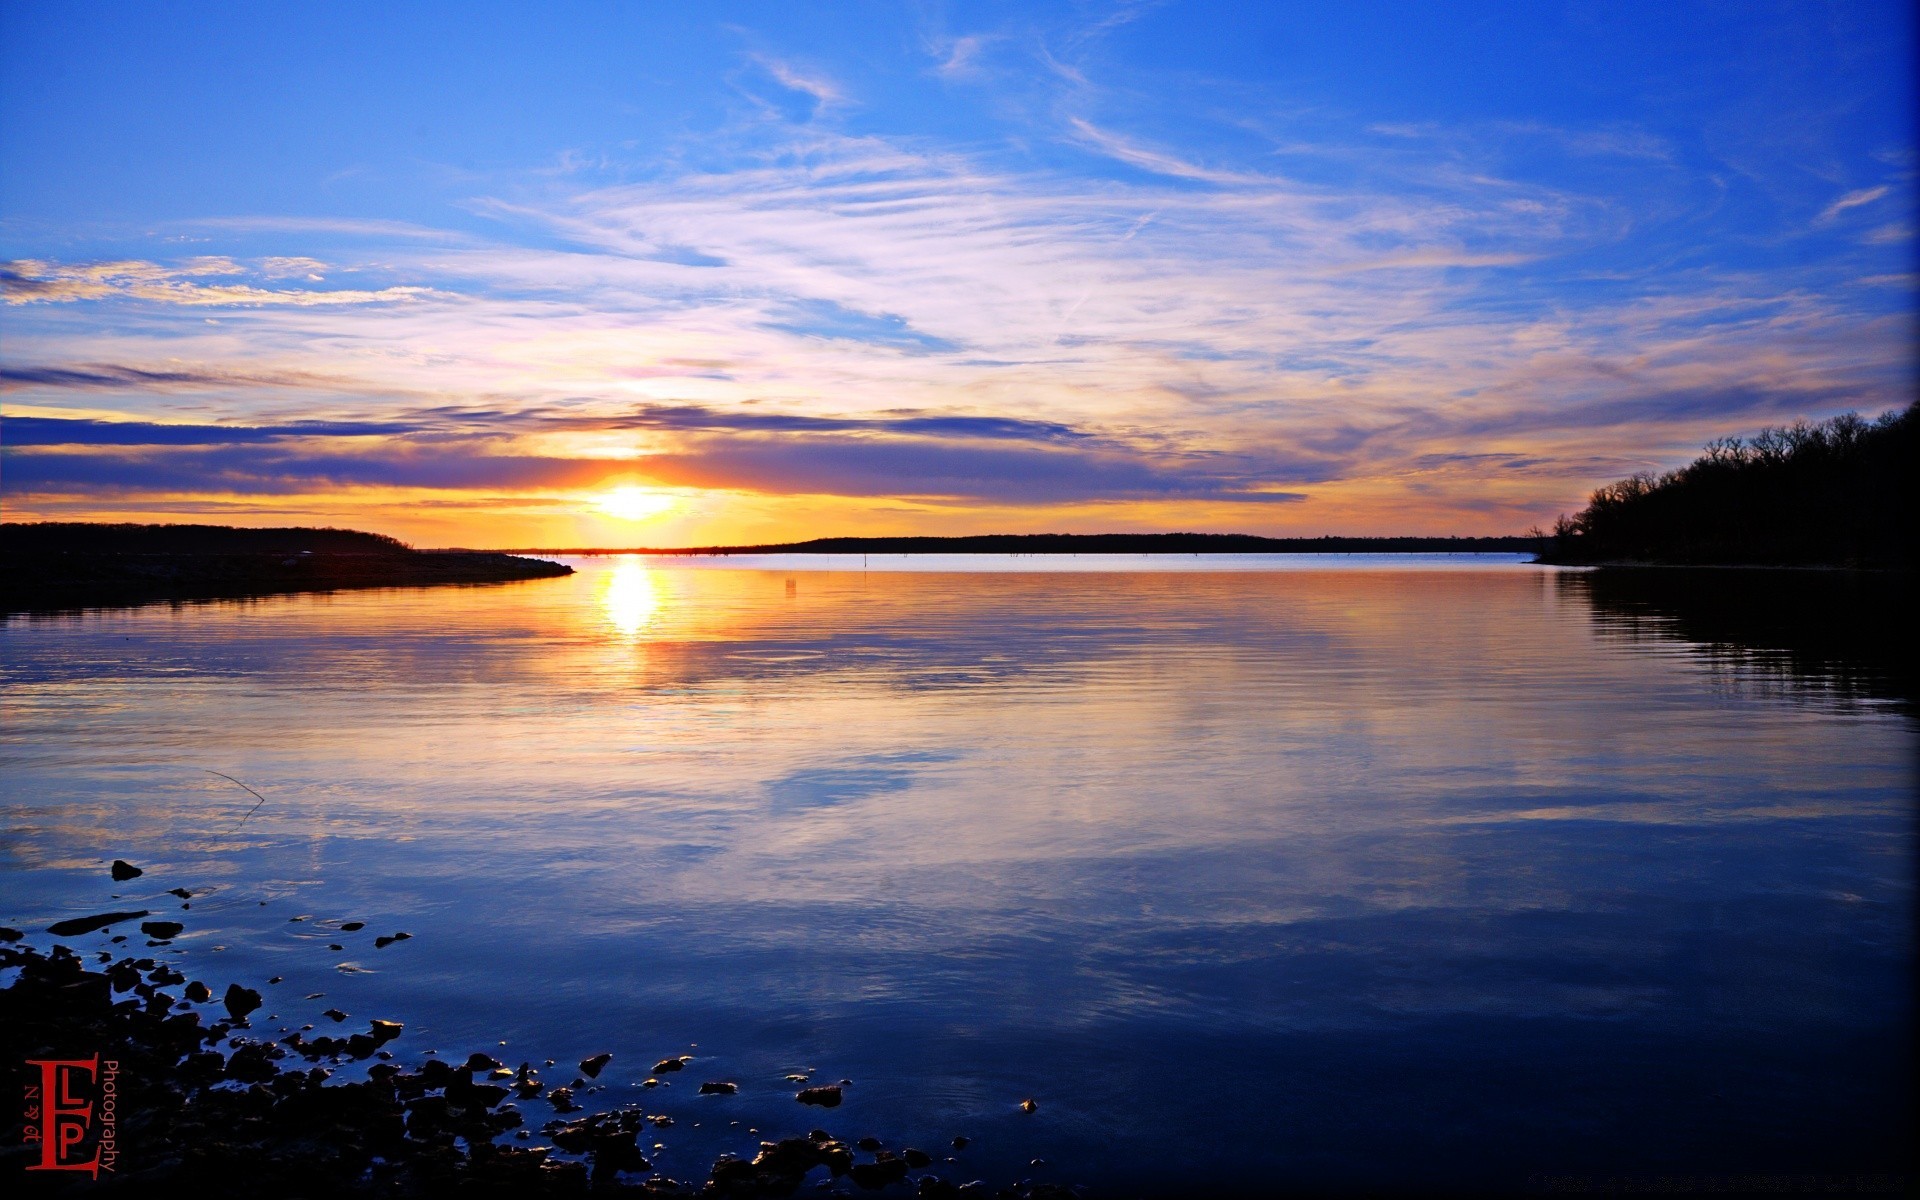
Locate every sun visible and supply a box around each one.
[594,486,674,522]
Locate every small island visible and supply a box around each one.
[1,523,573,613]
[1538,403,1914,570]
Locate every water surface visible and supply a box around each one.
[1,556,1911,1193]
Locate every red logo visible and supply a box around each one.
[22,1056,118,1176]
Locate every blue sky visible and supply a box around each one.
[2,1,1913,544]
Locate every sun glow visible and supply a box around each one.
[595,486,675,522]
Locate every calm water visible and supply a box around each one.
[1,556,1912,1193]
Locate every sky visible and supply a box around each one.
[1,1,1914,547]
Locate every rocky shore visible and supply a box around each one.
[0,864,1081,1198]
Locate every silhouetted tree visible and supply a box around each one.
[1542,404,1915,568]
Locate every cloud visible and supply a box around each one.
[746,53,845,113]
[931,34,990,78]
[1817,185,1890,223]
[1065,118,1259,184]
[1,416,417,446]
[1,259,442,306]
[1,118,1909,532]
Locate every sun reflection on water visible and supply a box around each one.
[600,559,659,637]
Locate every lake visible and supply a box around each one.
[1,555,1911,1194]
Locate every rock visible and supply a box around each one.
[797,1084,843,1107]
[549,1087,579,1113]
[580,1052,613,1078]
[374,932,411,948]
[184,980,212,1003]
[323,1008,349,1022]
[224,983,263,1020]
[699,1081,738,1095]
[856,1137,884,1151]
[1019,1099,1037,1114]
[339,921,364,931]
[369,1020,403,1044]
[167,887,193,899]
[653,1056,689,1073]
[918,1179,960,1199]
[904,1148,932,1168]
[47,910,151,937]
[111,859,143,881]
[0,926,22,941]
[140,920,184,939]
[467,1053,503,1072]
[850,1155,910,1189]
[951,1136,969,1150]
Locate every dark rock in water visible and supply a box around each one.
[111,859,143,881]
[167,887,193,899]
[141,920,185,939]
[797,1084,843,1107]
[184,980,212,1003]
[466,1052,503,1072]
[580,1051,613,1078]
[369,1019,403,1045]
[951,1136,970,1150]
[322,1008,349,1022]
[339,921,365,931]
[0,926,22,942]
[918,1178,960,1199]
[47,910,150,937]
[549,1086,580,1113]
[328,943,343,951]
[267,976,282,984]
[904,1148,932,1168]
[850,1154,910,1190]
[653,1055,689,1072]
[1019,1098,1037,1114]
[224,983,263,1020]
[856,1137,884,1151]
[699,1081,738,1095]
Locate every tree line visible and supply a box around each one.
[1538,403,1914,568]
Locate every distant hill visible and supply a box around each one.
[543,533,1545,555]
[1540,404,1915,569]
[1,522,571,612]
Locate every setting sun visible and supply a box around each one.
[594,486,674,523]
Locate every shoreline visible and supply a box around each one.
[0,550,574,615]
[0,864,1078,1198]
[1533,558,1912,572]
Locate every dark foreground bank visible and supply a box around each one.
[0,891,1078,1198]
[1,523,572,613]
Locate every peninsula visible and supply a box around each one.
[1,523,573,613]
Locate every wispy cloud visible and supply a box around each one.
[1817,184,1890,223]
[747,53,845,110]
[2,117,1909,538]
